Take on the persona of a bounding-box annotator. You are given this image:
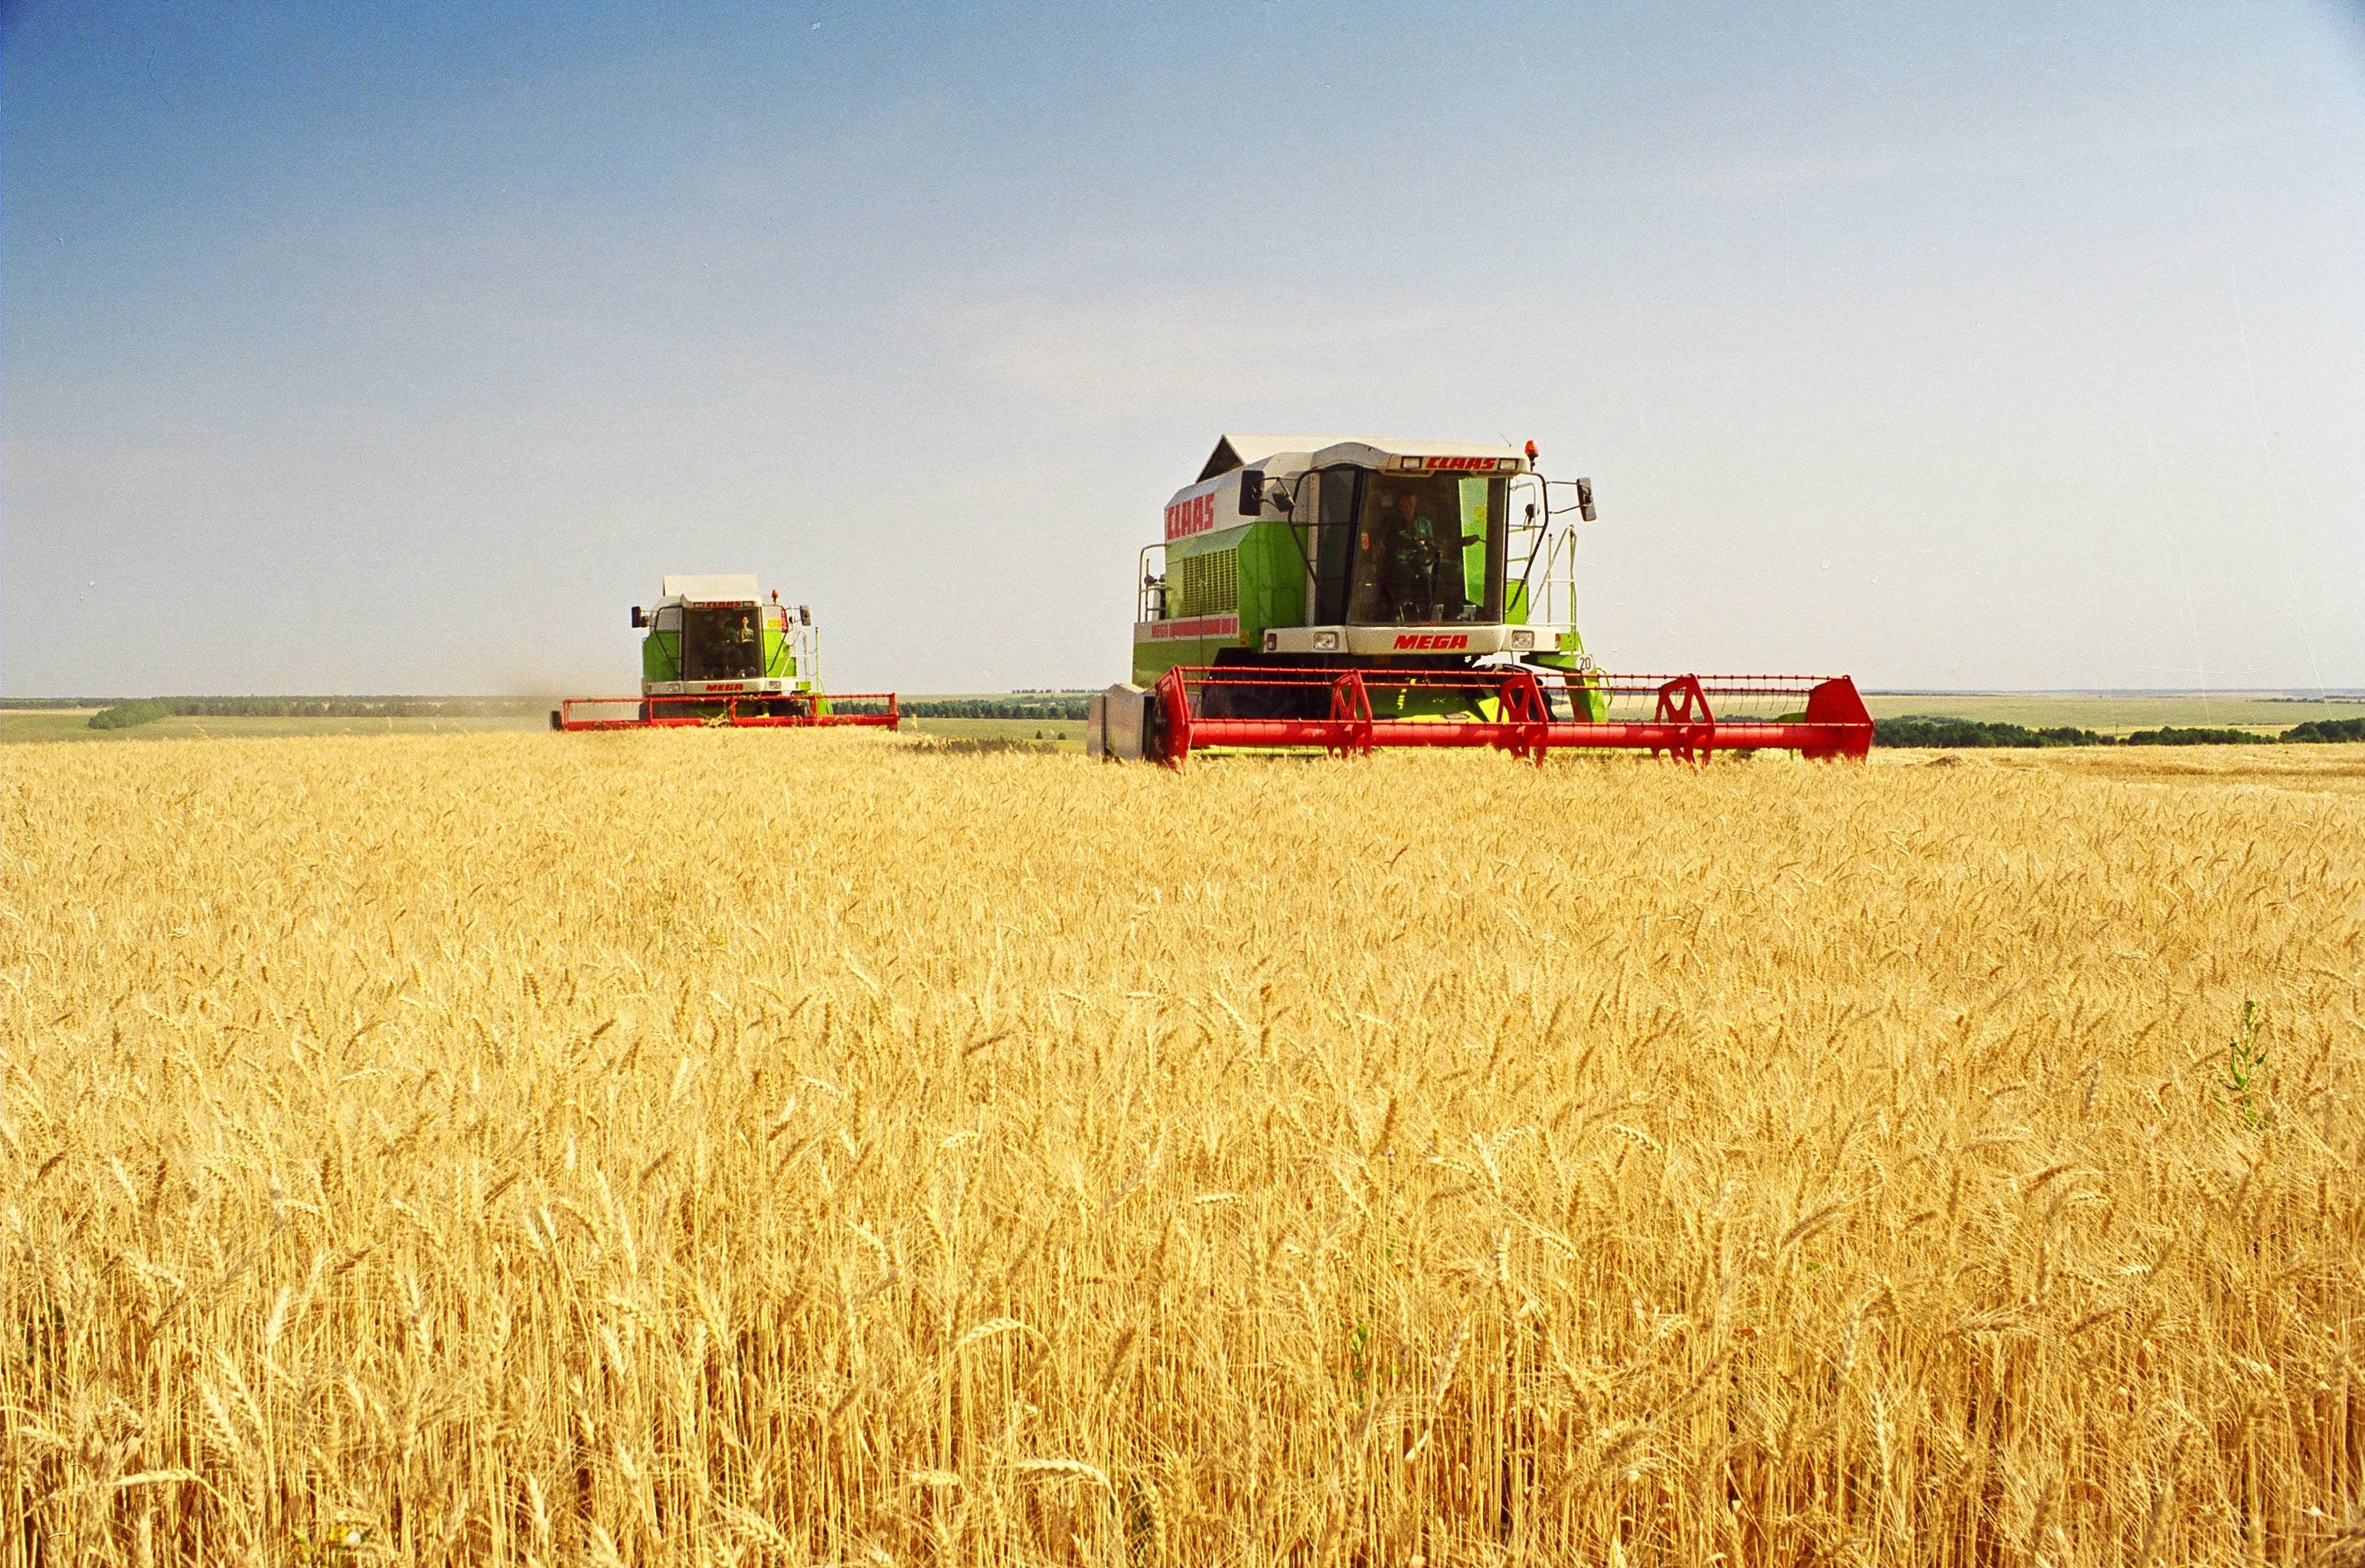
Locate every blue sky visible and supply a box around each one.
[5,1,2362,695]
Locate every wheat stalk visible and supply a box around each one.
[5,731,2357,1565]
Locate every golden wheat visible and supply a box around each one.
[4,731,2361,1565]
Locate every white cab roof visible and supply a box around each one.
[659,573,763,606]
[1198,434,1364,480]
[1198,433,1525,482]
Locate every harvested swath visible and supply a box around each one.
[4,732,2361,1565]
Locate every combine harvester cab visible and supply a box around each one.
[552,573,899,731]
[1089,434,1870,766]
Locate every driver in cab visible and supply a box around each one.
[1361,484,1442,620]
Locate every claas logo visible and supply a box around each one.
[1428,456,1497,471]
[1393,633,1470,651]
[1164,493,1218,540]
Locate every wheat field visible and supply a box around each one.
[4,732,2361,1566]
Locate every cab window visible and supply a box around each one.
[1312,467,1359,626]
[681,606,764,681]
[1346,473,1504,624]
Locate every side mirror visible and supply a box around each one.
[799,605,812,626]
[1238,468,1264,516]
[1525,502,1538,523]
[1265,480,1293,516]
[1575,478,1596,523]
[630,606,648,628]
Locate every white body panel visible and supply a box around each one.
[1306,437,1524,469]
[659,573,762,606]
[643,678,798,697]
[1260,624,1569,658]
[1197,433,1526,482]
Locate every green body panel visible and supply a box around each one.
[1238,521,1306,641]
[1134,521,1308,687]
[1163,521,1306,635]
[642,630,678,684]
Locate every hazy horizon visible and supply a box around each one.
[7,2,2363,697]
[8,688,2365,704]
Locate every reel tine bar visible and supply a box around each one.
[1145,666,1871,767]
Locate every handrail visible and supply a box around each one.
[1137,543,1169,624]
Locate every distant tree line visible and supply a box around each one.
[903,697,1090,720]
[87,700,183,730]
[77,694,1095,727]
[2277,717,2365,743]
[1873,714,2365,749]
[85,696,549,729]
[1873,717,2112,749]
[2119,726,2272,746]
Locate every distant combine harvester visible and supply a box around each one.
[551,574,898,732]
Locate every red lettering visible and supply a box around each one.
[1165,492,1224,541]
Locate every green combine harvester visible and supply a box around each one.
[551,573,898,731]
[1090,433,1870,764]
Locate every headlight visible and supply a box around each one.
[1511,629,1535,650]
[1264,632,1279,652]
[1314,630,1341,652]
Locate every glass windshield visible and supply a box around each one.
[1346,473,1505,624]
[680,605,764,681]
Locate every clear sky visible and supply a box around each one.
[5,1,2362,696]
